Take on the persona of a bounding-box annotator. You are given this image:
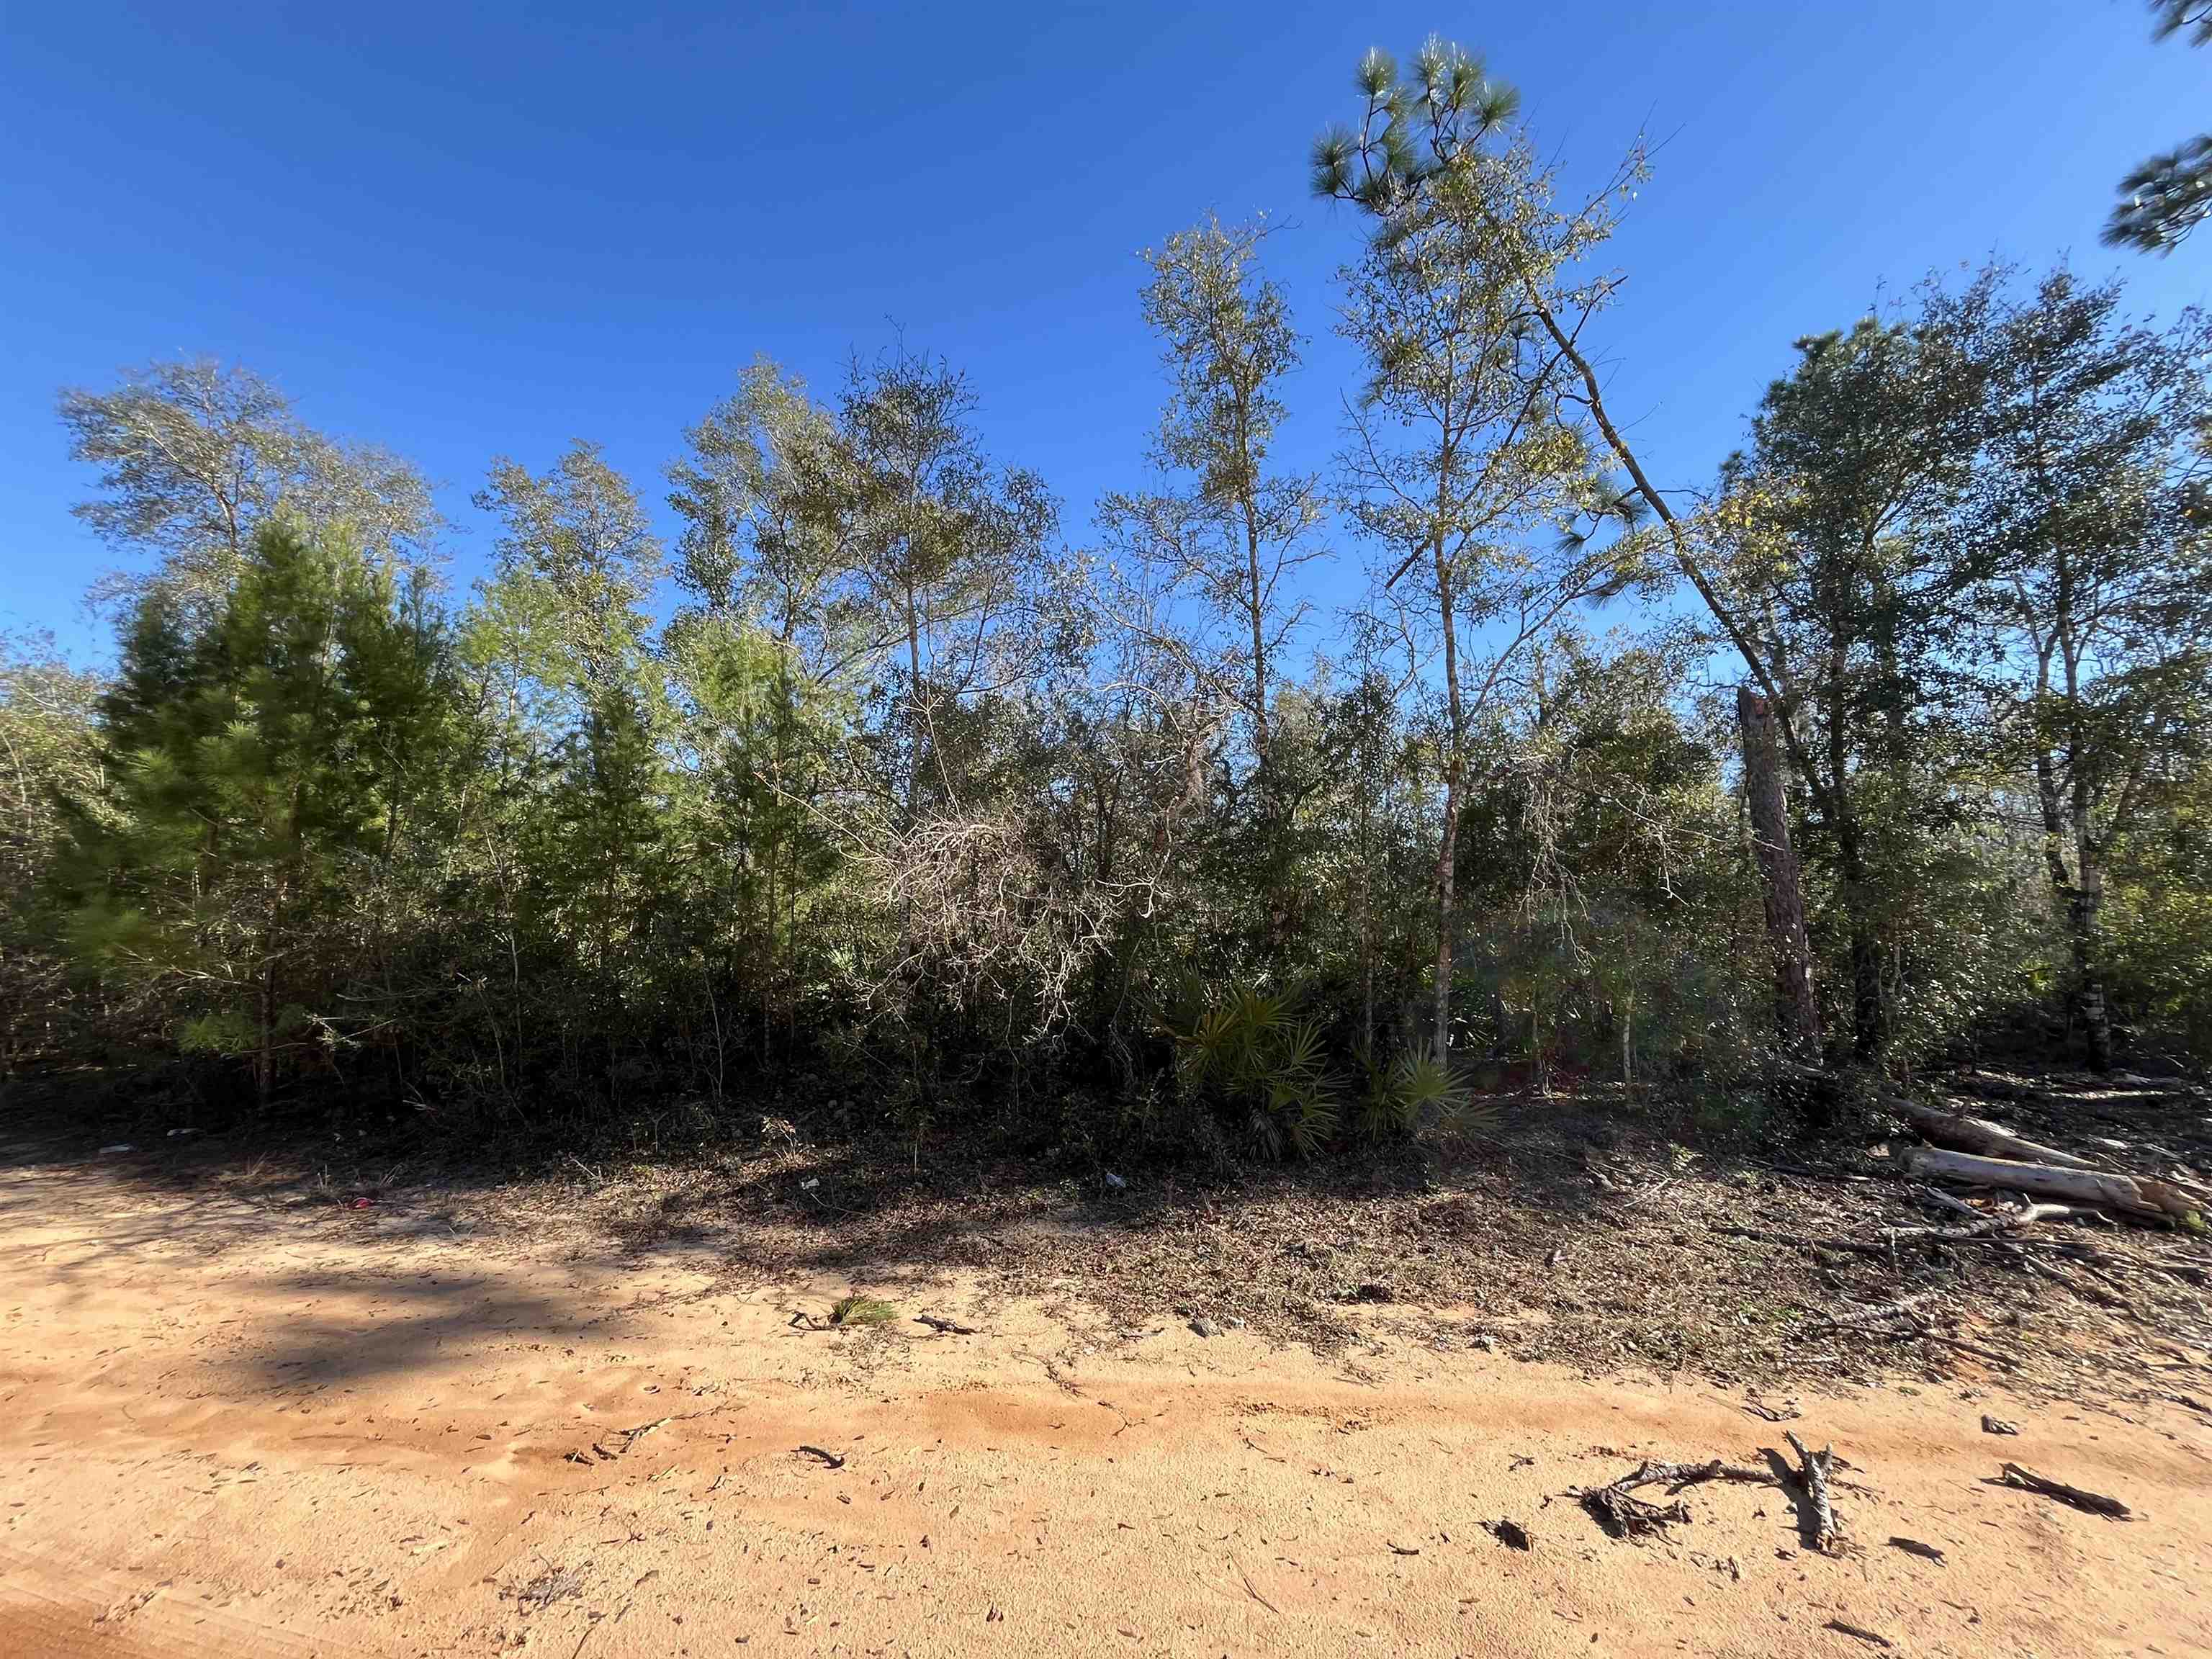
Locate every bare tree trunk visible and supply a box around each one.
[1620,914,1636,1088]
[256,958,276,1111]
[1431,536,1464,1066]
[1357,797,1375,1061]
[1736,686,1821,1058]
[2069,877,2113,1073]
[1432,765,1460,1065]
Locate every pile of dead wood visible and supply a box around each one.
[1707,1081,2210,1370]
[1892,1100,2205,1230]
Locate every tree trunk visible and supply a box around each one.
[1736,686,1821,1058]
[2062,889,2114,1070]
[2069,862,2113,1074]
[1847,922,1884,1062]
[1431,534,1465,1067]
[1431,764,1460,1065]
[256,961,276,1111]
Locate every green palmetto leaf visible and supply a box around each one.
[1276,1014,1326,1082]
[1390,1048,1464,1112]
[1287,1090,1339,1159]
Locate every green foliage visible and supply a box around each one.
[14,92,2212,1157]
[2106,764,2212,1061]
[63,520,457,1103]
[0,634,106,1076]
[58,356,437,613]
[2107,8,2212,252]
[1171,986,1340,1159]
[1357,1048,1485,1145]
[828,1295,897,1328]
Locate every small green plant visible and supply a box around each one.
[1170,985,1340,1159]
[828,1294,897,1328]
[1354,1048,1481,1144]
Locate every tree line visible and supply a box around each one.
[5,38,2210,1157]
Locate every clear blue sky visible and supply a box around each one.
[4,2,2207,662]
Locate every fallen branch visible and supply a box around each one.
[916,1314,979,1336]
[1825,1619,1894,1649]
[1784,1430,1839,1552]
[1894,1316,2018,1371]
[1578,1457,1772,1541]
[590,1417,671,1460]
[1900,1147,2200,1226]
[1581,1483,1689,1540]
[1897,1101,2105,1172]
[1992,1462,2132,1519]
[1715,1217,2049,1261]
[1807,1292,1946,1334]
[795,1444,846,1470]
[2005,1246,2133,1312]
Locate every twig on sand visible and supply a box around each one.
[1825,1619,1893,1648]
[1992,1462,2131,1519]
[796,1444,846,1470]
[1229,1552,1279,1614]
[590,1417,670,1460]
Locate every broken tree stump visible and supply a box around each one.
[1784,1430,1840,1552]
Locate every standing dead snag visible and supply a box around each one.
[1784,1431,1840,1552]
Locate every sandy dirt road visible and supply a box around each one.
[2,1154,2207,1658]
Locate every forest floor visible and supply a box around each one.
[3,1066,2211,1655]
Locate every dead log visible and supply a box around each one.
[1581,1483,1688,1539]
[1784,1430,1840,1552]
[1899,1146,2201,1226]
[1992,1462,2131,1519]
[1946,1070,2049,1103]
[1807,1292,1946,1332]
[1578,1457,1771,1540]
[1894,1316,2018,1370]
[1897,1102,2103,1172]
[1717,1219,2038,1259]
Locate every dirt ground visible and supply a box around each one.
[4,1105,2211,1658]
